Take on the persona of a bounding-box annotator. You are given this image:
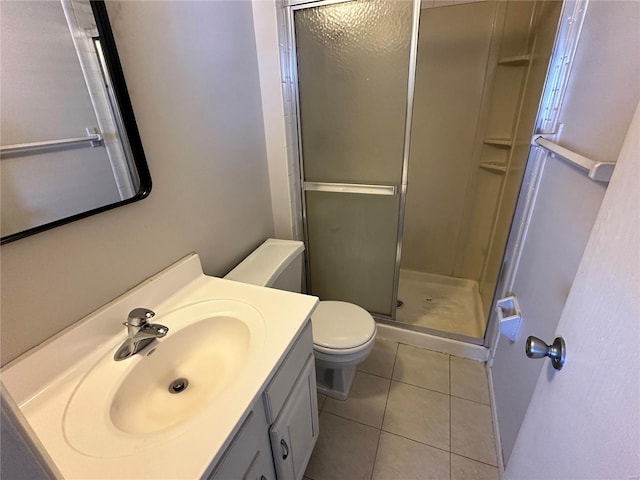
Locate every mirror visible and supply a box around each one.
[0,0,151,244]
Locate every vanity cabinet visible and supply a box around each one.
[269,356,318,480]
[207,322,319,480]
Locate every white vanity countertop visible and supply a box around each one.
[1,253,318,479]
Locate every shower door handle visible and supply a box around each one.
[303,182,399,196]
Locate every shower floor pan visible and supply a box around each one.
[396,269,485,341]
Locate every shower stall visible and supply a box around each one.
[284,0,562,344]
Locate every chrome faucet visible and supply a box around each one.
[114,308,169,361]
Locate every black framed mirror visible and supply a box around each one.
[0,0,151,244]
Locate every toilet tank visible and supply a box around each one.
[224,239,305,293]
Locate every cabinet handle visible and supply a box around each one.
[280,439,289,460]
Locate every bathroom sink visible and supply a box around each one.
[63,299,266,458]
[2,253,319,478]
[110,315,251,435]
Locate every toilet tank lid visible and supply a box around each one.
[224,238,304,287]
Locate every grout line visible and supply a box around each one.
[379,429,451,456]
[357,369,392,381]
[370,427,382,480]
[450,392,491,406]
[322,411,382,431]
[375,429,499,469]
[390,340,400,379]
[387,378,450,398]
[366,374,490,407]
[380,345,397,429]
[450,451,500,469]
[370,342,398,480]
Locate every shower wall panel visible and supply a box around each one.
[456,1,536,284]
[479,0,563,315]
[401,2,497,276]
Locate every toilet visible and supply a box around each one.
[225,238,376,400]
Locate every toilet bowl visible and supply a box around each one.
[311,301,376,400]
[224,238,376,400]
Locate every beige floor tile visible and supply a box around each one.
[451,454,499,480]
[382,381,450,450]
[451,397,497,466]
[358,338,398,378]
[317,393,327,411]
[372,431,450,480]
[450,356,490,404]
[323,372,391,428]
[304,412,379,480]
[392,344,450,394]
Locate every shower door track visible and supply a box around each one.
[374,315,486,346]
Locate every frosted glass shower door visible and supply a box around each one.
[294,0,414,316]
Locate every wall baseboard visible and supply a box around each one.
[486,364,505,478]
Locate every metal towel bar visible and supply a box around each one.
[532,135,615,183]
[1,129,103,156]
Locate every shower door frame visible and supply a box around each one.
[282,0,421,322]
[281,0,586,347]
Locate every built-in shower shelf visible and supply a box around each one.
[479,162,507,174]
[483,137,513,148]
[498,54,531,66]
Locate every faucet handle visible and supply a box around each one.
[125,308,155,327]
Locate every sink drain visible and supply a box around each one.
[168,378,189,394]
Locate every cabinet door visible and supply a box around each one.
[208,404,276,480]
[269,355,319,480]
[243,450,274,480]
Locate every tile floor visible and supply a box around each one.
[303,339,499,480]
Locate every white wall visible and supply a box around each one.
[251,0,298,241]
[491,156,607,464]
[489,0,640,466]
[559,1,640,163]
[506,100,640,480]
[0,1,274,366]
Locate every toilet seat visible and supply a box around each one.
[311,301,376,355]
[311,301,376,400]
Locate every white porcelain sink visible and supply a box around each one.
[2,254,318,479]
[63,299,265,458]
[111,314,251,435]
